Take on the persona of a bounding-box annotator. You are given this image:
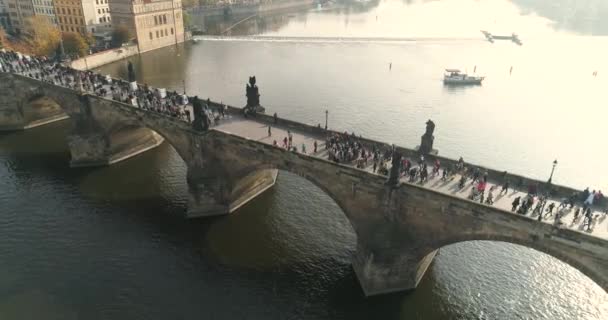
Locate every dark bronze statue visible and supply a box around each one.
[425,119,435,136]
[246,76,260,108]
[192,96,210,131]
[387,147,402,185]
[419,119,435,155]
[127,61,136,83]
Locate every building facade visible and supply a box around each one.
[32,0,57,25]
[53,0,86,33]
[6,0,34,34]
[81,0,110,35]
[109,0,185,53]
[0,0,12,31]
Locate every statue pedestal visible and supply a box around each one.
[415,145,438,156]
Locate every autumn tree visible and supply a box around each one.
[62,32,89,57]
[0,28,8,49]
[24,16,61,56]
[111,25,131,48]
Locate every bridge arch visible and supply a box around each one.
[420,234,608,293]
[228,163,353,219]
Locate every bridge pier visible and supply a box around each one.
[352,241,437,296]
[68,127,165,167]
[186,167,278,218]
[0,77,68,131]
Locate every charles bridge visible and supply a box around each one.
[0,71,606,296]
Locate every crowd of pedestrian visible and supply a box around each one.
[0,49,227,126]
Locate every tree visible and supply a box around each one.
[62,32,89,57]
[24,16,61,56]
[0,28,8,49]
[111,25,131,48]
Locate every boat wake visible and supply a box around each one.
[192,35,481,44]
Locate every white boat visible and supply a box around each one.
[443,69,484,85]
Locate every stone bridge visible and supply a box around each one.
[0,72,606,296]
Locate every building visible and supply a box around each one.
[81,0,111,35]
[90,0,111,33]
[6,0,59,34]
[109,0,185,53]
[0,0,12,31]
[32,0,57,25]
[53,0,111,35]
[6,0,34,34]
[53,0,86,33]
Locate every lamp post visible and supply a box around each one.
[59,37,66,62]
[325,109,328,130]
[547,159,558,184]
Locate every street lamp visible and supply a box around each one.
[325,109,328,130]
[547,159,558,184]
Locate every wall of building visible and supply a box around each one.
[54,0,86,33]
[31,0,57,25]
[7,0,35,34]
[133,0,184,53]
[69,43,139,69]
[0,0,13,31]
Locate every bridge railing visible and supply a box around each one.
[204,101,607,210]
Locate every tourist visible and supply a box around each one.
[268,125,271,137]
[313,140,318,153]
[573,207,581,221]
[301,143,306,154]
[512,196,521,212]
[485,186,495,205]
[584,190,596,206]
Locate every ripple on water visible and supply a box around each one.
[432,241,608,319]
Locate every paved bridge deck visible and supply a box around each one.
[213,116,608,240]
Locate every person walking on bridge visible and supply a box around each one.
[268,125,271,137]
[511,196,521,212]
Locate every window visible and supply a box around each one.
[67,8,70,15]
[155,30,158,38]
[80,18,83,25]
[165,28,167,36]
[99,17,102,23]
[97,9,100,14]
[96,0,98,4]
[170,28,173,35]
[60,25,64,31]
[149,32,152,40]
[154,16,157,25]
[58,16,62,23]
[163,15,167,24]
[69,17,72,24]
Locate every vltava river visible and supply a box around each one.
[1,0,606,319]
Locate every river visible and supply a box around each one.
[1,0,607,319]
